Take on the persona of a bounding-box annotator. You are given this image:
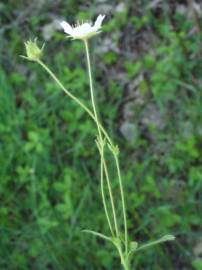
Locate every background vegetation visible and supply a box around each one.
[1,0,202,269]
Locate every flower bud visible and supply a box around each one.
[24,38,44,61]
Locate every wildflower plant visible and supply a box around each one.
[22,15,175,270]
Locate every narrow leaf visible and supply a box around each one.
[82,229,113,243]
[136,235,175,252]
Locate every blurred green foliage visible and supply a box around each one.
[0,1,202,269]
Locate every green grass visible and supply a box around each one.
[1,1,202,269]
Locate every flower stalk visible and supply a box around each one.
[84,39,120,238]
[84,40,102,140]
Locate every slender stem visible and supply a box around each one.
[84,40,119,237]
[114,154,128,254]
[117,245,130,270]
[37,59,112,144]
[37,42,129,269]
[83,42,127,250]
[102,157,119,237]
[37,58,117,236]
[84,40,102,140]
[100,144,115,236]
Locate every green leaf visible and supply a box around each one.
[136,235,175,252]
[82,230,113,243]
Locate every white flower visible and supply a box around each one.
[60,14,105,41]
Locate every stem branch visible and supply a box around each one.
[37,59,112,144]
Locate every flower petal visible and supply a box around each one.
[73,23,92,38]
[94,14,105,29]
[60,21,73,35]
